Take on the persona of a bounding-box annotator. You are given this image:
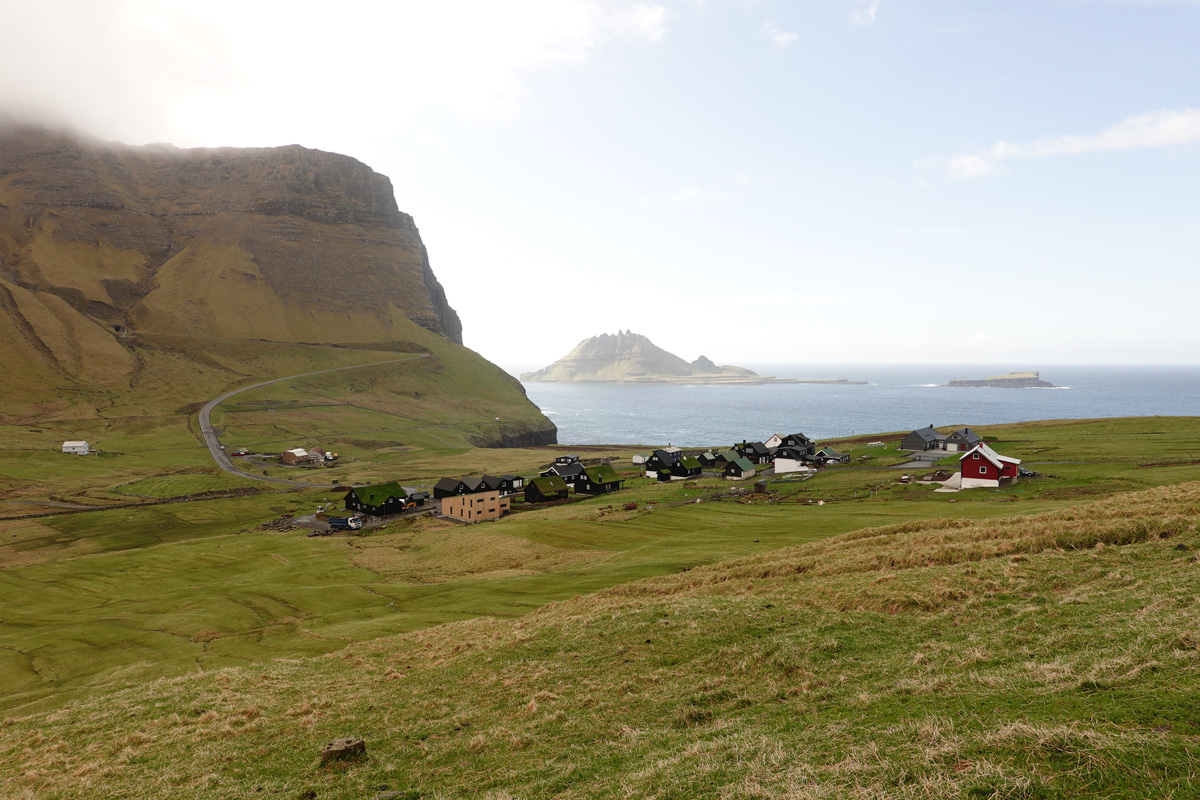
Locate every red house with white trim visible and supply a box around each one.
[959,443,1021,489]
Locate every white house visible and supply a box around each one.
[773,446,815,476]
[62,441,90,455]
[764,433,784,449]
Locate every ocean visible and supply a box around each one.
[519,365,1200,447]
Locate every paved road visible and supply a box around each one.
[198,354,428,487]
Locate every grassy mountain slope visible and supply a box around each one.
[3,480,1199,798]
[0,124,553,446]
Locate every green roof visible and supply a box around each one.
[584,465,622,484]
[352,481,411,506]
[529,475,569,493]
[728,457,755,473]
[720,450,739,461]
[680,456,702,470]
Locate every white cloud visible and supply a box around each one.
[850,0,882,25]
[966,333,1002,350]
[670,186,730,202]
[761,21,798,49]
[607,3,669,41]
[0,1,670,148]
[937,108,1200,178]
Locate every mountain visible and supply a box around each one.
[0,122,554,445]
[520,331,767,383]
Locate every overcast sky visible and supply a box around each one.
[3,0,1199,370]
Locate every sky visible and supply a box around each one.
[2,0,1199,371]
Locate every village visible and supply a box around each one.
[144,423,1031,531]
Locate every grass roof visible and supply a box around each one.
[529,475,569,493]
[352,481,411,506]
[584,465,622,484]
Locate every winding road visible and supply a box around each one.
[198,354,428,487]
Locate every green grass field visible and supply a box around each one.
[3,416,1200,724]
[3,476,1199,798]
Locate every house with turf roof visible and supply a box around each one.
[525,475,570,503]
[344,482,425,515]
[672,455,703,479]
[575,464,625,495]
[724,456,756,480]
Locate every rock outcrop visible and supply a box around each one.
[521,331,767,384]
[946,371,1057,388]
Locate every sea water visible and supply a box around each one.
[520,364,1200,446]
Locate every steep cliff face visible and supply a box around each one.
[0,124,553,445]
[0,124,462,347]
[521,331,760,383]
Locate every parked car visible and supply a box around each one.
[1018,467,1036,478]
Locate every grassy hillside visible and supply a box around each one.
[3,479,1199,798]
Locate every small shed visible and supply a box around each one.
[62,441,90,455]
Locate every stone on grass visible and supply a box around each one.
[320,737,366,765]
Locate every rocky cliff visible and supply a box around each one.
[946,371,1057,388]
[0,123,554,445]
[0,124,461,345]
[521,331,767,383]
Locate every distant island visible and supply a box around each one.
[521,331,865,385]
[945,371,1058,388]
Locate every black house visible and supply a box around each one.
[541,461,585,485]
[525,475,569,503]
[433,477,491,499]
[644,447,683,473]
[481,474,525,495]
[433,477,470,499]
[780,433,816,453]
[734,441,773,465]
[575,465,625,495]
[345,482,423,515]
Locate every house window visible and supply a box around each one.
[979,466,987,474]
[972,453,980,459]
